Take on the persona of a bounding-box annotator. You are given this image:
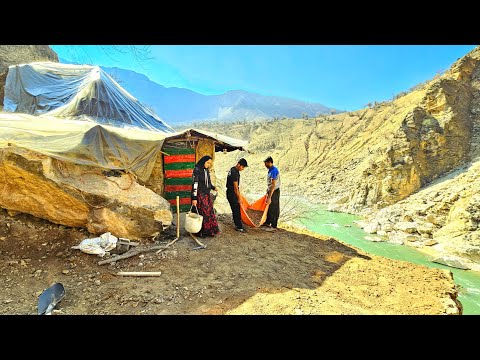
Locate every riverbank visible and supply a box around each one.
[292,204,480,314]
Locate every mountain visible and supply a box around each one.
[59,59,338,125]
[206,46,480,267]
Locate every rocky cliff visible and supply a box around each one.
[203,46,480,265]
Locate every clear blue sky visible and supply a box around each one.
[51,45,477,111]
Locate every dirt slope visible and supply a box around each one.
[0,209,460,315]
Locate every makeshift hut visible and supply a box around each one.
[152,129,247,212]
[1,61,247,224]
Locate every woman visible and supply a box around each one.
[191,155,219,237]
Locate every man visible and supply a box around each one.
[226,158,248,232]
[263,156,281,231]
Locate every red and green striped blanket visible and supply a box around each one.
[163,146,195,212]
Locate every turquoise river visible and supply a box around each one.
[298,205,480,315]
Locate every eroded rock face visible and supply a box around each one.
[0,146,172,240]
[213,47,480,213]
[362,161,480,265]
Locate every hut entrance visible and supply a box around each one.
[163,141,196,212]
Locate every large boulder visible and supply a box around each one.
[0,146,172,240]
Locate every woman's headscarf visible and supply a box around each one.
[196,155,212,168]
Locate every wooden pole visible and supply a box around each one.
[176,195,180,239]
[117,271,162,277]
[189,232,206,248]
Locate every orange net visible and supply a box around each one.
[239,194,270,227]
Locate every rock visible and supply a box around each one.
[417,222,436,235]
[6,209,19,217]
[424,239,438,246]
[406,234,421,242]
[381,223,394,232]
[364,223,378,234]
[62,270,70,275]
[335,195,350,204]
[94,280,101,286]
[395,222,418,233]
[432,256,470,270]
[0,237,6,241]
[353,220,368,229]
[425,214,443,226]
[364,236,383,242]
[377,230,387,236]
[388,232,405,245]
[0,146,173,240]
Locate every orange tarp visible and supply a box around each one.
[239,194,270,227]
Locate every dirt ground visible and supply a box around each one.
[0,208,461,315]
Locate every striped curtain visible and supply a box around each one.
[163,146,195,212]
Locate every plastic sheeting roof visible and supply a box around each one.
[0,113,247,182]
[167,128,248,152]
[3,62,174,133]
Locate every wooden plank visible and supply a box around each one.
[117,272,163,277]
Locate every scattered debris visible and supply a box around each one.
[189,233,207,249]
[98,237,180,265]
[114,238,139,254]
[38,283,65,315]
[71,232,117,257]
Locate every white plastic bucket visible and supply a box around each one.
[185,205,203,233]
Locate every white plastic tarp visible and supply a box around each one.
[0,113,248,181]
[4,62,174,133]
